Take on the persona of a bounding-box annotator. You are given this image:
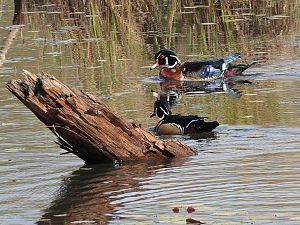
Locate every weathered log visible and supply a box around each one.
[6,70,196,163]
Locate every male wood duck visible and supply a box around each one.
[150,49,256,81]
[150,91,219,135]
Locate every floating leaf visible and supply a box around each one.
[290,217,300,221]
[172,207,180,213]
[187,206,195,213]
[200,23,216,25]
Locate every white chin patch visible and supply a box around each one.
[167,61,178,68]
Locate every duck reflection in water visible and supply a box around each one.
[160,78,244,98]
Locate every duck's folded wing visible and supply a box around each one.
[181,60,223,73]
[185,117,219,132]
[166,115,204,127]
[182,53,241,73]
[164,115,219,133]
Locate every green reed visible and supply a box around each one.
[27,0,298,61]
[23,0,298,88]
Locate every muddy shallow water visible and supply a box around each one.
[1,1,300,224]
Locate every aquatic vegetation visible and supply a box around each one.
[1,2,300,224]
[24,0,297,64]
[11,0,300,127]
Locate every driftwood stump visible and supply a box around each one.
[6,70,196,163]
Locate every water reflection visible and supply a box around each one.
[6,0,298,127]
[36,126,300,225]
[37,159,186,224]
[20,0,299,80]
[0,0,24,66]
[159,79,244,97]
[0,0,300,224]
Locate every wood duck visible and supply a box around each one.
[150,91,219,135]
[150,49,256,81]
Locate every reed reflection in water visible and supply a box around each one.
[0,0,300,224]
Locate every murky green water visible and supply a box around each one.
[1,1,300,224]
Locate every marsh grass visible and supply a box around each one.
[3,0,298,129]
[24,0,297,64]
[7,4,290,120]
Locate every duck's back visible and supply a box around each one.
[157,115,219,135]
[180,53,243,79]
[181,60,223,74]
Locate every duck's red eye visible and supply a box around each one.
[160,55,165,59]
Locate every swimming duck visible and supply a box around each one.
[150,91,219,135]
[150,49,256,81]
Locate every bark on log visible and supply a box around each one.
[6,70,196,163]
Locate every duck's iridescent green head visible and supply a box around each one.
[150,49,181,70]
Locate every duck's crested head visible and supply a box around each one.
[154,49,177,60]
[150,49,181,70]
[150,90,171,119]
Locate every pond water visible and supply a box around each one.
[1,1,300,224]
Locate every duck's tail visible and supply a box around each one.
[225,61,258,76]
[196,121,219,132]
[222,53,241,71]
[228,61,258,71]
[187,119,219,133]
